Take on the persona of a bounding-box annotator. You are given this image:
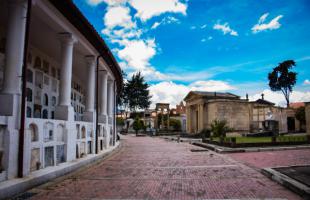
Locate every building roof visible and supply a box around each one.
[49,0,123,92]
[254,99,275,106]
[289,102,305,109]
[184,91,240,101]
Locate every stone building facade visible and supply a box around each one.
[184,91,288,134]
[0,0,122,182]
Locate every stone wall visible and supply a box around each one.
[207,100,250,132]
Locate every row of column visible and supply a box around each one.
[55,33,114,122]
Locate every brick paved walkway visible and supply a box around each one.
[29,135,301,200]
[228,149,310,169]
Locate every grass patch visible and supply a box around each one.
[210,135,308,144]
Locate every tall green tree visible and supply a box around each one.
[268,60,297,107]
[124,72,151,113]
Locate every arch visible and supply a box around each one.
[76,124,80,139]
[35,71,43,88]
[44,94,48,106]
[56,124,65,142]
[34,56,41,69]
[44,122,53,142]
[27,69,33,83]
[26,106,32,118]
[81,126,86,138]
[26,88,32,102]
[42,109,48,119]
[29,123,39,142]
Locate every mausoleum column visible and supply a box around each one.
[107,80,114,117]
[2,0,27,94]
[55,33,77,121]
[83,55,95,122]
[85,56,95,111]
[100,71,108,116]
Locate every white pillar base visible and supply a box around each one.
[0,94,18,116]
[55,105,74,121]
[99,114,107,124]
[83,111,94,122]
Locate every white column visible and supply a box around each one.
[85,56,95,112]
[100,71,108,116]
[2,0,27,95]
[83,56,95,122]
[55,33,77,121]
[107,80,114,117]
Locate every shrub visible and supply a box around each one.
[169,118,181,131]
[116,117,125,126]
[210,119,232,143]
[133,117,144,135]
[199,129,211,139]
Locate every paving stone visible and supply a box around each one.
[28,135,301,200]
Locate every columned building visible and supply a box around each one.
[0,0,122,181]
[184,91,288,134]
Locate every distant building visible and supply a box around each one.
[287,102,306,132]
[184,91,288,134]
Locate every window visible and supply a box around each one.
[26,88,32,102]
[35,71,43,88]
[44,146,54,167]
[34,104,41,118]
[44,94,48,106]
[27,107,32,118]
[27,69,33,83]
[43,60,49,74]
[81,126,86,138]
[34,57,41,69]
[56,124,65,142]
[30,124,38,142]
[51,96,56,106]
[51,111,54,119]
[42,109,48,119]
[44,122,53,142]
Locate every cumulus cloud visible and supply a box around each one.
[129,0,187,21]
[213,22,238,36]
[149,80,235,108]
[151,16,180,29]
[248,89,310,107]
[252,13,283,33]
[87,0,126,6]
[304,79,310,85]
[103,6,135,29]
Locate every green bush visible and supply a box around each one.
[210,119,232,143]
[133,117,144,135]
[199,129,211,139]
[169,118,181,131]
[116,117,125,126]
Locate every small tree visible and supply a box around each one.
[268,60,297,107]
[133,117,144,135]
[210,119,232,143]
[124,72,151,113]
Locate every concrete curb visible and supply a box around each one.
[161,136,202,143]
[0,142,121,199]
[192,142,310,154]
[262,167,310,199]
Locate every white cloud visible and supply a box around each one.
[149,80,235,108]
[200,24,207,29]
[151,16,181,29]
[201,38,206,42]
[252,13,283,33]
[190,26,197,30]
[248,89,310,107]
[213,22,238,36]
[87,0,126,6]
[151,22,161,29]
[129,0,187,21]
[304,79,310,85]
[208,36,213,40]
[103,6,135,29]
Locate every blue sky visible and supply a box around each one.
[73,0,310,107]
